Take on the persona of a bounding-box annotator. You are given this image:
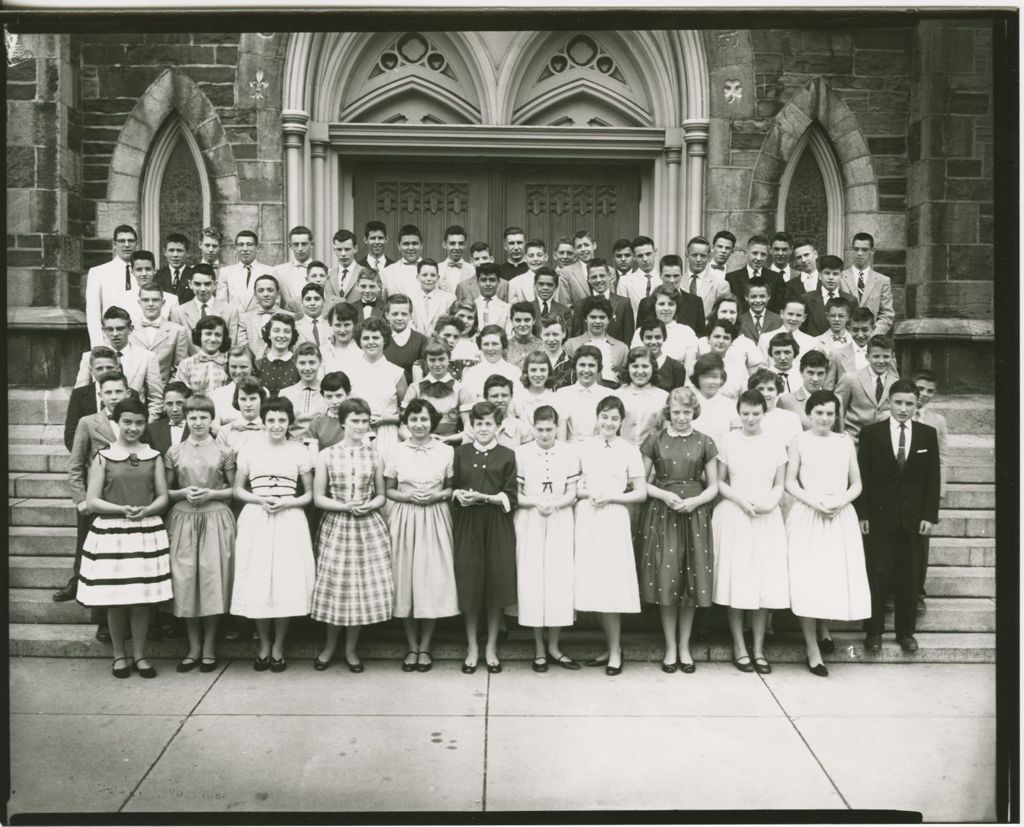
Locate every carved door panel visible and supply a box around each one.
[352,162,490,261]
[504,163,641,255]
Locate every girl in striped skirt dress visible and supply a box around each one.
[310,398,394,672]
[78,397,172,679]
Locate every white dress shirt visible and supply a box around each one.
[169,422,186,447]
[474,295,510,330]
[617,268,662,316]
[799,270,820,293]
[222,260,276,309]
[85,257,139,345]
[410,288,457,334]
[437,259,475,293]
[631,320,697,363]
[273,259,311,300]
[380,260,421,297]
[295,314,333,349]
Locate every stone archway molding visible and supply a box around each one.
[749,77,878,246]
[98,68,240,242]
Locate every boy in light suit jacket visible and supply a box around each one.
[128,282,190,383]
[834,335,900,442]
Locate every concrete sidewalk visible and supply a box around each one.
[8,658,995,819]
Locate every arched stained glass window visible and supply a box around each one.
[777,124,845,256]
[785,150,828,254]
[159,136,204,255]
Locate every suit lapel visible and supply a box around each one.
[859,368,877,404]
[95,414,116,444]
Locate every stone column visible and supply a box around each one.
[308,122,329,253]
[682,120,709,240]
[281,109,309,232]
[664,129,684,253]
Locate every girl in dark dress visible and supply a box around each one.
[255,312,300,396]
[637,386,719,673]
[452,401,518,674]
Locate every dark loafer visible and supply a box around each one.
[133,658,157,679]
[733,655,754,673]
[199,658,218,673]
[313,657,331,671]
[605,664,622,676]
[461,660,477,674]
[753,657,772,675]
[486,661,502,674]
[818,637,836,655]
[253,655,272,672]
[95,626,112,643]
[112,656,132,679]
[176,657,200,673]
[401,651,418,673]
[661,661,677,674]
[345,658,364,674]
[583,655,610,668]
[807,659,829,677]
[678,660,696,674]
[898,635,919,653]
[270,657,287,673]
[52,584,77,602]
[552,655,580,670]
[532,656,548,673]
[416,653,433,673]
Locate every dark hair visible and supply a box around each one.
[510,301,536,320]
[520,350,553,388]
[574,343,603,372]
[137,280,163,296]
[261,396,295,426]
[691,353,726,387]
[912,369,937,384]
[294,341,322,361]
[817,254,844,272]
[191,263,216,280]
[444,224,467,241]
[469,241,490,255]
[805,389,840,416]
[327,301,359,325]
[476,262,501,280]
[783,295,808,313]
[631,235,653,250]
[799,349,830,371]
[579,295,613,320]
[650,284,680,306]
[710,293,740,322]
[288,225,312,240]
[851,307,875,326]
[416,258,439,274]
[503,225,525,240]
[470,400,502,425]
[638,317,667,338]
[767,331,799,356]
[261,312,299,348]
[385,292,412,310]
[434,314,464,335]
[184,394,216,418]
[539,312,566,331]
[201,227,223,243]
[192,314,231,352]
[97,370,128,389]
[402,397,441,430]
[525,238,547,252]
[771,231,793,246]
[112,224,137,241]
[585,257,611,274]
[253,273,280,293]
[534,266,559,286]
[825,296,853,316]
[707,319,738,341]
[102,306,133,325]
[422,336,451,359]
[233,376,267,411]
[889,379,919,399]
[320,371,351,394]
[235,230,258,244]
[89,345,118,365]
[712,230,736,246]
[573,229,593,242]
[660,253,683,270]
[625,346,658,387]
[736,389,767,413]
[686,235,711,251]
[164,380,192,399]
[333,228,358,246]
[745,276,771,296]
[337,396,372,425]
[356,268,379,283]
[398,224,421,241]
[359,316,391,346]
[867,335,895,353]
[130,250,155,268]
[300,282,325,299]
[851,232,875,248]
[793,237,816,252]
[478,324,507,348]
[596,395,625,423]
[111,397,147,421]
[748,368,784,393]
[533,404,559,425]
[483,374,514,397]
[363,221,386,237]
[747,234,770,248]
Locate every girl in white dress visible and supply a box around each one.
[574,395,647,675]
[613,347,668,446]
[745,369,803,449]
[712,389,789,675]
[231,397,316,672]
[461,325,520,401]
[211,345,258,430]
[513,405,581,672]
[689,353,736,446]
[216,376,267,453]
[511,351,557,424]
[785,390,871,677]
[688,320,761,400]
[346,318,406,460]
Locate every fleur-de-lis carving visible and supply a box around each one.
[724,80,743,104]
[250,69,269,100]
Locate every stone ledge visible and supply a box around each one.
[895,318,994,340]
[7,306,86,329]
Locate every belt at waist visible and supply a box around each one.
[657,480,705,496]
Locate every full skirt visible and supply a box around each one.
[511,506,575,627]
[166,504,236,617]
[574,501,641,613]
[312,511,394,626]
[712,501,790,610]
[786,502,871,620]
[637,500,714,608]
[389,502,459,619]
[78,515,172,607]
[231,504,315,618]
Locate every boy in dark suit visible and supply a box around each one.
[636,254,706,337]
[62,347,120,453]
[529,268,571,336]
[856,379,940,653]
[571,258,635,342]
[347,269,387,322]
[735,276,783,343]
[154,233,195,303]
[145,381,192,455]
[801,254,858,337]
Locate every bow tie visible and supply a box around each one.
[196,352,227,365]
[419,378,455,398]
[242,421,263,430]
[710,263,725,271]
[832,334,849,344]
[140,321,162,328]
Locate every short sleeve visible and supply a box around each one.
[514,445,528,483]
[700,433,719,464]
[625,444,645,479]
[771,436,788,468]
[164,442,181,473]
[442,444,455,479]
[639,431,659,462]
[382,444,400,479]
[401,382,418,408]
[235,445,250,478]
[456,383,475,413]
[564,445,581,481]
[295,443,314,475]
[715,432,730,467]
[219,445,237,474]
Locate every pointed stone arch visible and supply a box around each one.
[749,77,877,244]
[96,68,239,242]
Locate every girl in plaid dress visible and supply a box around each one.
[311,398,394,672]
[175,314,231,395]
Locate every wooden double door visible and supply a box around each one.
[352,159,641,258]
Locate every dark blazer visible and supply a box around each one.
[855,419,941,533]
[530,298,571,335]
[497,261,529,281]
[767,268,797,313]
[736,309,783,344]
[155,265,196,304]
[801,288,859,337]
[571,292,635,343]
[356,255,396,272]
[384,329,429,384]
[346,297,388,322]
[636,288,706,337]
[144,418,190,457]
[64,384,98,453]
[725,267,785,314]
[652,355,689,392]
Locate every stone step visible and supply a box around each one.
[943,483,994,509]
[923,566,994,598]
[926,395,994,434]
[927,537,995,567]
[8,526,78,556]
[947,463,995,484]
[9,472,72,499]
[946,433,994,461]
[5,622,995,663]
[9,444,69,473]
[774,597,994,633]
[9,498,77,527]
[8,387,72,426]
[934,508,995,538]
[9,424,66,445]
[10,557,74,589]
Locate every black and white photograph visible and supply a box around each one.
[4,4,1016,822]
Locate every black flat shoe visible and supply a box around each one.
[133,658,157,679]
[605,664,622,676]
[584,655,610,667]
[95,626,112,643]
[733,655,754,673]
[678,660,696,674]
[344,658,364,673]
[461,660,478,674]
[661,661,677,674]
[199,658,218,673]
[486,661,502,674]
[416,652,433,673]
[551,655,580,670]
[401,651,418,672]
[753,657,772,675]
[818,637,836,656]
[532,656,548,673]
[253,655,271,672]
[313,656,331,671]
[270,656,287,673]
[176,657,200,674]
[112,656,132,679]
[52,584,77,602]
[806,659,829,678]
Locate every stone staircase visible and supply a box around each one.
[7,388,996,664]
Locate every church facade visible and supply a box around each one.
[6,23,995,391]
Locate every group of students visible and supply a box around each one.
[65,220,945,681]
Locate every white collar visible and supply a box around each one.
[390,327,412,346]
[665,425,694,438]
[890,416,911,432]
[472,440,497,452]
[265,350,293,362]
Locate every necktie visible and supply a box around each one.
[303,386,314,413]
[372,258,381,273]
[483,298,491,324]
[312,323,320,348]
[201,303,208,318]
[754,314,763,338]
[689,275,698,294]
[896,424,906,470]
[782,373,790,392]
[124,265,132,291]
[115,350,124,365]
[857,271,866,301]
[171,268,180,290]
[542,301,550,316]
[828,290,836,302]
[644,274,652,296]
[875,375,883,403]
[245,265,252,288]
